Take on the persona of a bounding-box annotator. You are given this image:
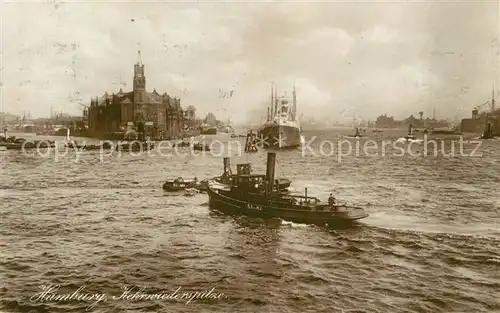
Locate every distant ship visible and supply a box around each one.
[199,123,217,135]
[428,128,462,135]
[346,127,363,138]
[403,124,417,141]
[258,83,301,149]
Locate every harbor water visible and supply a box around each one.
[1,129,499,313]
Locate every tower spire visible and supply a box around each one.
[137,43,142,65]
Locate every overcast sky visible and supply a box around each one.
[1,0,499,124]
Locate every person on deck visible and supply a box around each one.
[328,193,336,206]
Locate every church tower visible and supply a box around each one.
[133,50,145,123]
[133,50,146,92]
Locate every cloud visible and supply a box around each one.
[1,1,498,124]
[362,26,398,43]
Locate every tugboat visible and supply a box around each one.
[206,152,369,226]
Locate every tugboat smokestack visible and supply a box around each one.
[223,157,231,175]
[265,152,276,192]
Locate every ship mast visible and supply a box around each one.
[292,81,297,121]
[269,83,274,121]
[492,85,495,112]
[274,86,278,118]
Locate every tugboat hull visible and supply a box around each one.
[207,184,368,225]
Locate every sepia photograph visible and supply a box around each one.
[1,0,499,312]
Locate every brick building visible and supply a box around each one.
[87,50,195,139]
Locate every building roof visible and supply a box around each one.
[94,89,185,109]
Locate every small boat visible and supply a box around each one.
[200,124,217,135]
[403,124,416,141]
[193,142,210,151]
[64,129,81,148]
[163,177,199,191]
[173,141,191,148]
[65,142,85,149]
[116,141,154,152]
[6,141,56,149]
[346,127,363,138]
[427,128,462,135]
[207,153,368,226]
[82,142,113,150]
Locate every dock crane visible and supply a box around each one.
[472,100,490,119]
[472,87,497,119]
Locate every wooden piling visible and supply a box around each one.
[244,129,258,152]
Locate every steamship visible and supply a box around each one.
[258,83,301,149]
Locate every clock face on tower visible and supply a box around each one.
[137,74,142,78]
